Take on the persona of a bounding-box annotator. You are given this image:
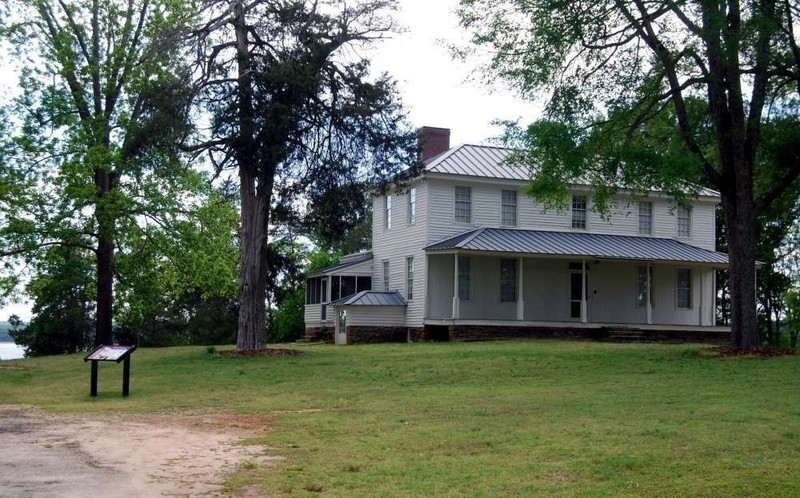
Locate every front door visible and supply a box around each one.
[570,272,588,320]
[335,309,347,345]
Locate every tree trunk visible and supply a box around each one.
[94,168,114,347]
[237,167,269,351]
[723,193,760,349]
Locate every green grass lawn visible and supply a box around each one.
[2,340,799,497]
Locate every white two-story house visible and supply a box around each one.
[305,127,730,344]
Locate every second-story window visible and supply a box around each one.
[385,195,392,230]
[639,201,653,235]
[406,256,415,300]
[408,188,416,224]
[501,190,517,226]
[572,195,587,229]
[455,186,472,223]
[383,260,390,291]
[677,205,691,237]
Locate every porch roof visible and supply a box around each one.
[329,290,407,307]
[306,251,373,278]
[425,228,729,265]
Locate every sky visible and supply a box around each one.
[369,0,543,145]
[0,0,543,323]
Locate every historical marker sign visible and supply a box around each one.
[84,345,137,397]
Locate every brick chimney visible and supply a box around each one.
[418,126,450,161]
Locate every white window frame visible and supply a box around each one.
[408,188,416,224]
[572,195,587,229]
[455,186,472,224]
[501,190,517,226]
[677,205,691,238]
[638,201,653,235]
[406,256,414,300]
[676,268,692,309]
[382,260,390,292]
[385,195,392,230]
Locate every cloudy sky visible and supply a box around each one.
[369,0,542,145]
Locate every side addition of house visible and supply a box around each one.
[305,127,730,344]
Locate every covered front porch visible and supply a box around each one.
[424,228,730,340]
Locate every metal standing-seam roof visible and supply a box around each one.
[329,291,408,307]
[425,227,729,265]
[307,252,373,277]
[422,144,721,198]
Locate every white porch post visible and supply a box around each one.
[646,262,653,325]
[452,253,460,319]
[581,259,588,324]
[698,267,704,326]
[517,257,524,321]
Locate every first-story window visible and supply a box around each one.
[636,266,655,308]
[383,260,390,291]
[676,268,692,309]
[406,256,415,300]
[500,259,517,302]
[458,256,470,300]
[572,195,587,229]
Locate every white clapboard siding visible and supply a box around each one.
[371,179,429,327]
[344,306,407,326]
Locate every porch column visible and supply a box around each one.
[698,267,704,326]
[452,253,460,319]
[646,262,652,325]
[517,257,524,321]
[581,259,588,324]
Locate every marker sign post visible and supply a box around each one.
[83,345,137,397]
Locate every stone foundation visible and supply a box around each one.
[346,326,408,344]
[304,326,334,342]
[444,325,730,345]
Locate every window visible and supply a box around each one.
[385,195,392,229]
[677,205,691,237]
[408,188,416,224]
[383,261,390,291]
[330,275,370,301]
[501,190,517,226]
[500,259,517,302]
[676,268,692,309]
[458,256,470,300]
[636,266,655,308]
[572,195,587,229]
[638,201,653,235]
[406,257,415,300]
[455,186,472,223]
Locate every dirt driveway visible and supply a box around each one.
[0,405,277,497]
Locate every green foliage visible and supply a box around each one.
[458,0,800,349]
[9,246,94,356]
[268,287,305,343]
[784,289,800,348]
[191,0,418,350]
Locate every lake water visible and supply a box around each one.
[0,342,26,360]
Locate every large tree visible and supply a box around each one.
[189,0,417,352]
[458,0,800,349]
[0,0,196,346]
